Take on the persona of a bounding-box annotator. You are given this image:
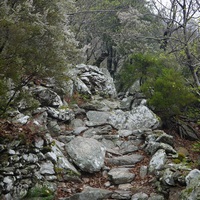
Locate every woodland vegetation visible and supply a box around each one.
[0,0,200,135]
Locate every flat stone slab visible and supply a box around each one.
[108,168,135,184]
[64,186,112,200]
[106,154,144,166]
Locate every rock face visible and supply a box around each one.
[68,64,117,98]
[33,86,63,107]
[66,137,106,173]
[86,105,160,130]
[0,64,198,200]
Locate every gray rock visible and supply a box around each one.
[32,107,48,123]
[126,105,160,129]
[12,113,29,124]
[33,86,63,107]
[155,132,174,146]
[34,137,44,149]
[101,138,116,149]
[185,169,200,185]
[162,168,175,186]
[2,193,12,200]
[131,192,148,200]
[120,96,134,110]
[47,107,74,121]
[82,127,99,138]
[128,80,141,95]
[47,120,61,135]
[64,186,112,200]
[66,136,106,173]
[108,168,135,184]
[8,149,15,155]
[148,193,165,200]
[86,106,159,130]
[100,67,117,98]
[86,111,110,125]
[119,141,138,155]
[106,154,144,166]
[118,183,133,191]
[145,141,176,155]
[74,77,92,95]
[69,64,117,98]
[149,149,167,173]
[82,97,120,111]
[51,145,79,175]
[46,152,57,163]
[180,169,200,200]
[40,161,55,175]
[112,190,132,199]
[58,135,75,143]
[13,183,29,199]
[118,130,133,137]
[22,153,39,163]
[70,118,85,128]
[3,176,14,192]
[140,166,148,179]
[73,127,88,135]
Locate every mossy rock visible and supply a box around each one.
[177,147,189,159]
[24,185,54,200]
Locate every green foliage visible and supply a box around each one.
[0,0,80,115]
[145,68,197,118]
[117,53,197,119]
[117,53,163,91]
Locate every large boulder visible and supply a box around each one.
[66,137,106,173]
[32,86,63,107]
[86,105,160,130]
[67,64,117,98]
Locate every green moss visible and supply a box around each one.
[55,167,63,174]
[55,167,80,177]
[24,185,54,200]
[185,187,193,195]
[41,145,52,154]
[178,153,186,161]
[66,169,81,177]
[50,140,56,146]
[173,158,182,164]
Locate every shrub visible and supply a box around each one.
[142,68,197,119]
[117,52,197,120]
[116,53,163,91]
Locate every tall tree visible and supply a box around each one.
[0,0,79,114]
[69,0,156,75]
[152,0,200,87]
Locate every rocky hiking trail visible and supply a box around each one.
[0,64,200,200]
[56,129,156,200]
[53,113,199,200]
[55,126,199,200]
